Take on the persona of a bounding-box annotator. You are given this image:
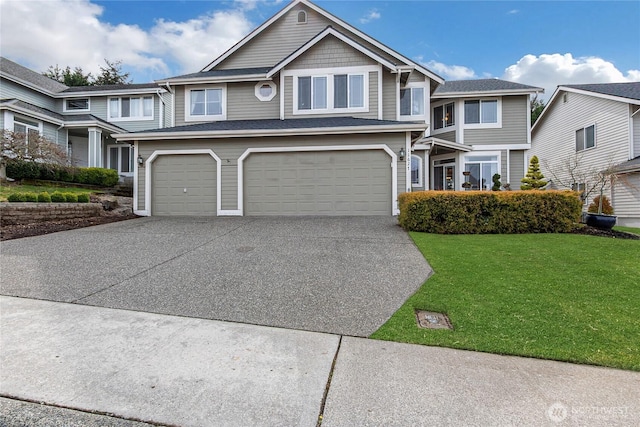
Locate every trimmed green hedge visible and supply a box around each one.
[398,191,583,234]
[6,191,90,203]
[6,159,118,187]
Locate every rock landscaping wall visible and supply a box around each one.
[0,203,103,226]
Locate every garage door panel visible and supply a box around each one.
[152,154,216,216]
[244,150,391,216]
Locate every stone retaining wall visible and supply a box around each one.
[0,203,103,226]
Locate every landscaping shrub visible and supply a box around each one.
[23,192,38,202]
[6,159,40,180]
[37,192,52,203]
[50,191,66,203]
[76,193,90,203]
[64,193,78,203]
[7,193,27,202]
[398,190,583,234]
[74,167,118,187]
[587,195,614,215]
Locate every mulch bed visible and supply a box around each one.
[572,225,640,240]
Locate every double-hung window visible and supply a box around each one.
[433,102,455,130]
[185,86,226,121]
[400,87,425,117]
[464,99,499,125]
[576,124,595,151]
[295,72,367,113]
[109,96,153,120]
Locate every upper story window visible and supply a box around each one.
[64,98,89,112]
[255,81,277,101]
[464,99,499,126]
[109,96,153,121]
[400,87,424,117]
[294,72,367,114]
[185,86,226,121]
[576,124,596,151]
[433,102,455,130]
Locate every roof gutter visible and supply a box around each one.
[112,123,427,142]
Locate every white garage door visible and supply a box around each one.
[151,154,216,216]
[244,150,391,216]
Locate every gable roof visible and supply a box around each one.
[532,82,640,132]
[202,0,443,83]
[0,56,68,95]
[158,67,272,84]
[432,79,543,98]
[267,26,397,78]
[61,83,161,94]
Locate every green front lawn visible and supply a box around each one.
[0,183,95,202]
[615,226,640,235]
[372,233,640,371]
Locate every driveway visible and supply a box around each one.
[0,216,431,336]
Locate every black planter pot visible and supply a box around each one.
[585,213,617,230]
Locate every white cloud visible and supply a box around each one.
[507,9,519,15]
[502,53,640,100]
[360,9,381,24]
[423,60,477,80]
[0,0,254,81]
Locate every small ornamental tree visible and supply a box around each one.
[521,156,547,190]
[1,130,68,180]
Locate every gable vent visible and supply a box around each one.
[297,10,307,24]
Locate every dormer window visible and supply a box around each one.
[297,10,307,24]
[64,98,89,112]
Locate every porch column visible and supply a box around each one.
[424,150,430,190]
[87,127,103,167]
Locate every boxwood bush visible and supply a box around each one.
[63,193,78,203]
[6,159,118,187]
[76,193,90,203]
[38,192,52,203]
[7,193,27,202]
[398,190,582,234]
[50,191,66,203]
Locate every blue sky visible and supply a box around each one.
[1,0,639,99]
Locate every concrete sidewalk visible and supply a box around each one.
[1,296,639,426]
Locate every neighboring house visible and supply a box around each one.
[412,79,542,192]
[530,82,640,227]
[112,0,542,217]
[0,57,172,179]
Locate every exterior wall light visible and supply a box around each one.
[137,155,144,166]
[399,148,406,161]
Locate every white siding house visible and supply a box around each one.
[530,83,640,227]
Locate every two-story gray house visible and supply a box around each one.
[111,0,542,217]
[0,57,171,179]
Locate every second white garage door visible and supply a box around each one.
[244,150,392,216]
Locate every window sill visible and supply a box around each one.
[293,107,368,116]
[109,117,155,122]
[463,123,501,130]
[184,115,226,122]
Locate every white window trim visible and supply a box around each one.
[463,97,502,129]
[255,81,277,102]
[576,123,597,152]
[108,96,155,122]
[297,10,307,24]
[411,154,423,187]
[431,100,457,135]
[107,144,134,177]
[461,150,501,191]
[286,66,374,116]
[432,156,457,191]
[63,98,90,113]
[398,83,428,121]
[184,85,227,122]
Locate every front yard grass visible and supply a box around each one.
[371,233,640,371]
[615,226,640,235]
[0,183,95,202]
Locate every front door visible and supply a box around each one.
[434,160,455,190]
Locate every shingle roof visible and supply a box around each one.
[0,57,69,94]
[562,82,640,102]
[433,79,543,95]
[612,156,640,173]
[61,83,161,93]
[161,67,273,81]
[130,117,421,134]
[0,98,64,121]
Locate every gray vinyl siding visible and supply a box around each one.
[408,72,424,84]
[286,35,377,69]
[282,72,378,120]
[464,96,528,146]
[633,111,640,158]
[41,122,61,144]
[92,95,162,132]
[530,91,631,209]
[437,130,456,143]
[216,5,333,69]
[382,71,396,120]
[227,81,279,120]
[509,150,525,187]
[136,132,406,213]
[1,79,57,111]
[174,86,186,126]
[612,171,640,226]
